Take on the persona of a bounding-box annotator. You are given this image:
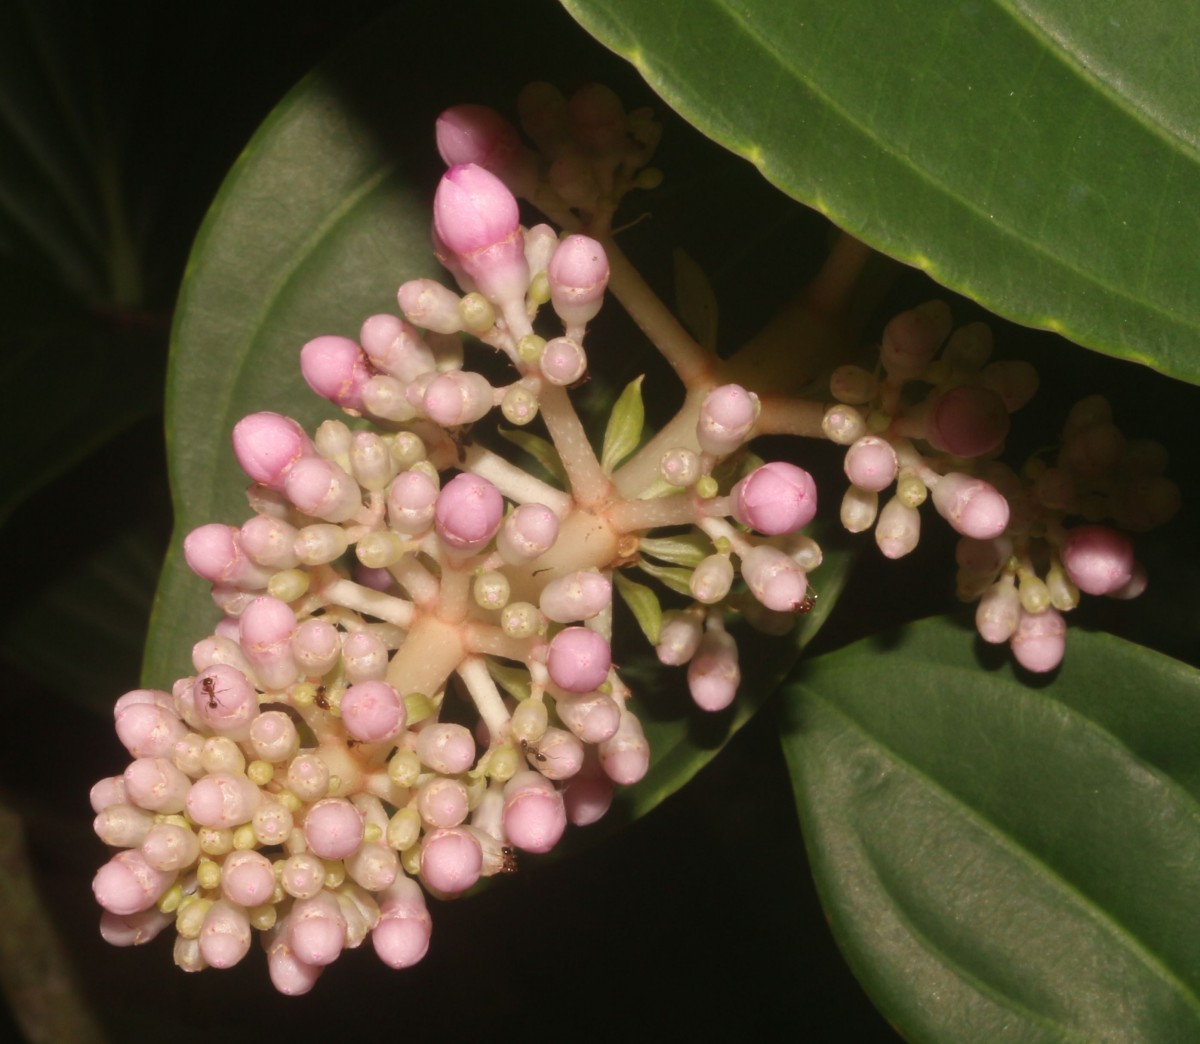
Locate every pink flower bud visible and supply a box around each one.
[238,596,299,692]
[248,710,299,763]
[93,850,176,915]
[540,336,588,385]
[239,515,300,570]
[99,908,173,947]
[415,723,476,775]
[875,496,921,559]
[687,627,741,711]
[221,849,275,907]
[140,823,200,872]
[546,627,611,693]
[931,474,1010,540]
[656,611,703,666]
[540,570,612,622]
[231,412,316,491]
[1010,608,1066,673]
[880,301,951,379]
[185,772,261,827]
[732,461,819,534]
[193,664,258,740]
[280,853,326,900]
[502,771,567,853]
[563,758,614,826]
[529,726,584,780]
[497,502,559,562]
[183,524,271,587]
[829,364,877,405]
[342,631,388,684]
[697,384,759,456]
[359,313,437,381]
[94,804,155,847]
[292,617,341,676]
[926,385,1010,459]
[436,104,537,197]
[114,700,188,759]
[435,473,504,554]
[1059,525,1134,596]
[423,370,496,426]
[303,797,365,860]
[842,436,898,494]
[90,776,127,813]
[598,709,649,785]
[555,691,621,743]
[387,469,439,535]
[396,279,463,335]
[341,680,406,743]
[123,757,191,814]
[267,934,323,995]
[690,554,734,604]
[417,778,470,829]
[346,840,399,892]
[300,335,372,412]
[524,223,559,276]
[284,456,362,523]
[740,545,809,612]
[199,900,252,969]
[547,234,609,331]
[420,827,483,894]
[372,877,432,969]
[287,891,347,966]
[976,578,1021,644]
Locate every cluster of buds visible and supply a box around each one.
[90,84,827,992]
[826,303,1179,670]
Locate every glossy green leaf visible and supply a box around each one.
[613,570,664,645]
[600,374,645,473]
[782,617,1200,1042]
[562,0,1200,384]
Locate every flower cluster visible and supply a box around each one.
[826,304,1179,671]
[90,84,826,992]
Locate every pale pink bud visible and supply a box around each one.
[555,691,621,743]
[423,370,496,426]
[239,515,300,570]
[300,335,372,412]
[185,773,261,827]
[248,710,299,763]
[140,823,200,872]
[372,877,432,969]
[436,104,537,197]
[220,849,275,907]
[292,617,341,676]
[1010,608,1066,673]
[387,469,439,535]
[1059,525,1134,596]
[540,570,612,623]
[238,596,299,692]
[823,403,867,445]
[183,524,271,588]
[875,496,921,559]
[547,627,611,693]
[687,627,741,711]
[193,664,258,740]
[598,708,649,785]
[346,840,400,892]
[114,700,187,759]
[231,412,316,491]
[976,578,1021,644]
[698,384,759,456]
[341,680,405,743]
[931,474,1010,539]
[842,437,898,494]
[829,364,877,405]
[90,776,126,813]
[92,850,176,915]
[497,502,559,562]
[1109,561,1148,600]
[123,757,191,814]
[880,301,951,379]
[926,385,1010,458]
[434,164,528,304]
[690,554,734,604]
[530,727,584,780]
[417,777,471,829]
[660,447,701,487]
[540,336,588,385]
[288,892,347,966]
[341,631,388,684]
[267,934,323,995]
[284,456,362,523]
[199,901,252,969]
[524,223,559,276]
[416,723,476,775]
[94,804,155,847]
[396,279,463,335]
[359,313,436,381]
[955,535,1013,576]
[420,827,483,894]
[656,611,703,665]
[303,797,365,860]
[732,461,819,534]
[563,757,614,826]
[502,771,567,854]
[99,908,173,947]
[547,234,609,331]
[740,545,809,612]
[435,473,504,553]
[286,754,330,802]
[280,854,326,900]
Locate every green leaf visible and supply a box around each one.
[613,570,663,645]
[600,374,645,473]
[635,557,695,597]
[562,0,1200,384]
[781,617,1200,1042]
[638,530,712,568]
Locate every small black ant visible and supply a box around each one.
[314,685,330,711]
[518,737,548,764]
[499,845,519,875]
[200,676,219,709]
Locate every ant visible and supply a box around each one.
[200,676,219,709]
[797,587,818,615]
[498,846,519,875]
[314,685,330,711]
[448,424,475,463]
[518,737,548,764]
